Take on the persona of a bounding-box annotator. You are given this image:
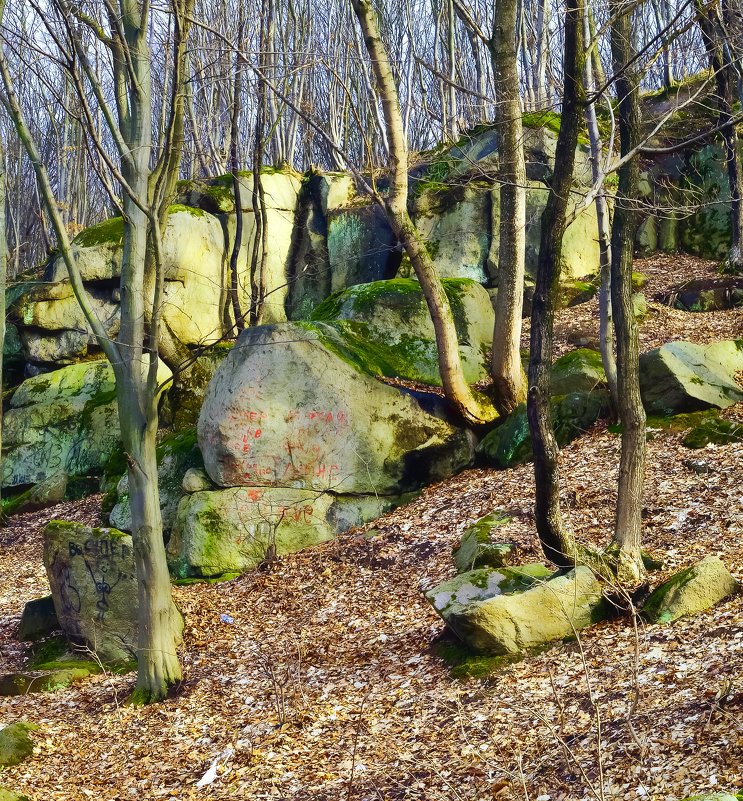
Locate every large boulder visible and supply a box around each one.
[2,359,171,489]
[168,486,400,577]
[43,521,138,663]
[642,556,739,624]
[428,565,606,655]
[198,321,476,494]
[639,340,743,415]
[109,429,203,533]
[309,277,494,385]
[550,348,606,395]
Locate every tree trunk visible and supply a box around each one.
[489,0,527,415]
[120,383,182,704]
[0,85,5,513]
[117,0,183,700]
[350,0,496,425]
[610,0,646,583]
[527,0,583,567]
[229,12,245,332]
[582,3,618,411]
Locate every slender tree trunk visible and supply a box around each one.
[0,93,5,514]
[582,3,618,410]
[350,0,496,425]
[610,0,646,583]
[229,12,245,332]
[117,0,182,702]
[527,0,583,567]
[489,0,527,415]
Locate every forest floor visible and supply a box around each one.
[0,254,742,801]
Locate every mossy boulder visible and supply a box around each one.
[0,723,36,767]
[428,565,606,655]
[639,340,743,415]
[168,487,402,577]
[109,428,203,533]
[679,794,740,801]
[309,278,494,386]
[453,511,515,573]
[425,564,551,619]
[550,348,606,395]
[198,321,476,494]
[682,413,743,448]
[478,390,609,469]
[642,556,739,624]
[43,521,139,662]
[0,667,94,696]
[2,359,171,489]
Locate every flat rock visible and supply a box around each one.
[435,566,607,655]
[17,596,59,641]
[167,486,402,578]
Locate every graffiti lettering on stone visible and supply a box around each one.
[68,538,131,621]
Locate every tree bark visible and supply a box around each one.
[582,3,618,411]
[610,0,646,583]
[527,0,583,567]
[117,0,183,702]
[489,0,527,415]
[229,11,245,332]
[350,0,496,425]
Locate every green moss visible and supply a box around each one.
[156,428,198,461]
[73,216,124,248]
[168,203,205,218]
[632,271,649,290]
[682,415,743,448]
[521,110,590,146]
[171,572,240,586]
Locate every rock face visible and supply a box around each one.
[17,596,59,641]
[427,565,606,655]
[198,321,475,494]
[167,487,400,577]
[639,340,743,415]
[642,556,739,624]
[2,359,171,489]
[309,278,494,386]
[3,361,119,489]
[109,429,203,534]
[43,521,138,663]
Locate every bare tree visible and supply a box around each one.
[609,0,646,582]
[0,0,189,702]
[526,0,584,567]
[349,0,496,426]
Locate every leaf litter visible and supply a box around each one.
[0,255,741,801]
